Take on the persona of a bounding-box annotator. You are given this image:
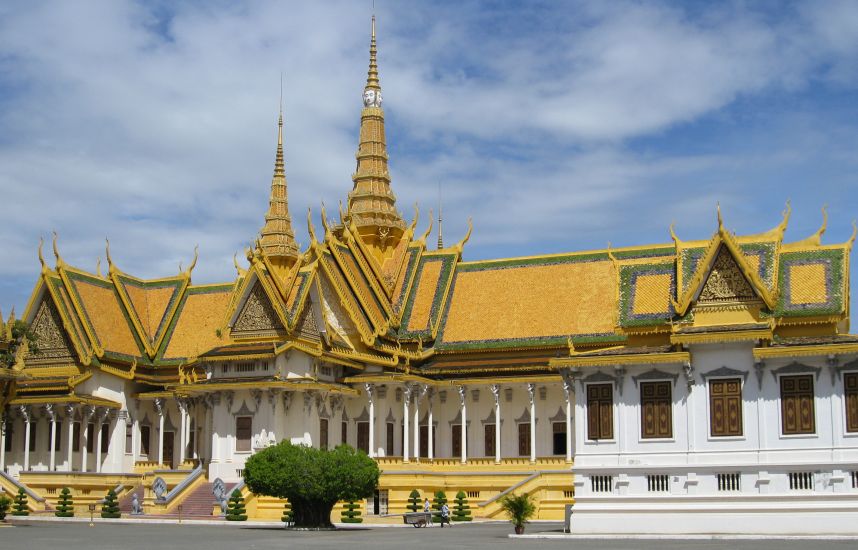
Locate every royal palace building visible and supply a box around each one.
[1,17,857,534]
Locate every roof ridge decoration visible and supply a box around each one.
[258,110,299,266]
[672,206,778,317]
[345,15,406,251]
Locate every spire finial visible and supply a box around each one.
[437,181,444,250]
[363,15,382,107]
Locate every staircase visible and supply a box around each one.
[169,482,215,518]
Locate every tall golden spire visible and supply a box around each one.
[346,15,405,253]
[258,107,299,268]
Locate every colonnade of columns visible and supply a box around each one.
[0,403,128,474]
[363,380,574,463]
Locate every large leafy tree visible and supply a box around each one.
[244,442,379,528]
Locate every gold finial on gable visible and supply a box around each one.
[233,253,247,277]
[716,203,724,231]
[52,231,64,267]
[96,257,102,278]
[409,202,419,234]
[185,245,199,276]
[339,200,347,226]
[37,236,46,271]
[418,209,434,245]
[320,202,331,234]
[453,217,473,256]
[105,238,116,275]
[307,207,318,245]
[669,222,682,247]
[847,220,857,251]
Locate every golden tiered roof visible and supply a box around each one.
[258,111,300,271]
[345,16,406,254]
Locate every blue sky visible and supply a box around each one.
[0,0,856,322]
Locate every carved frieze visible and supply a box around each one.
[233,281,284,334]
[28,298,75,362]
[698,247,757,303]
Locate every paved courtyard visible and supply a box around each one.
[2,521,857,550]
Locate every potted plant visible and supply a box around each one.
[499,492,535,535]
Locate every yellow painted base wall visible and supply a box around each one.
[242,457,573,522]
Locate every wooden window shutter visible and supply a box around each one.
[641,381,672,439]
[587,383,613,440]
[780,375,815,435]
[710,378,743,437]
[845,373,858,433]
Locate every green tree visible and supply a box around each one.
[340,499,362,523]
[0,495,10,520]
[281,500,293,526]
[431,490,447,523]
[407,489,421,512]
[226,489,247,521]
[244,442,379,528]
[452,490,472,521]
[11,488,29,516]
[101,488,120,518]
[55,487,74,517]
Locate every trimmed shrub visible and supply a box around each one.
[55,487,74,517]
[281,500,293,526]
[101,488,121,519]
[340,499,362,523]
[407,489,421,512]
[431,490,447,523]
[226,489,247,521]
[452,490,472,522]
[0,496,10,520]
[11,488,28,516]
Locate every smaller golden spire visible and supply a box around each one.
[258,101,299,265]
[366,15,380,94]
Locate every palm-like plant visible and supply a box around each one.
[499,492,536,534]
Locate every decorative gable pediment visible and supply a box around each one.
[27,297,75,364]
[698,246,758,304]
[232,280,285,337]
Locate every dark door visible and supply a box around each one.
[163,431,174,467]
[518,423,530,456]
[485,424,496,457]
[357,422,369,453]
[419,425,429,458]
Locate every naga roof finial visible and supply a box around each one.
[185,245,199,276]
[37,236,46,271]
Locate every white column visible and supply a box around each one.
[112,411,127,471]
[491,385,501,463]
[80,422,89,473]
[22,407,31,472]
[178,400,188,465]
[132,414,140,463]
[210,395,220,465]
[95,412,104,473]
[48,406,58,471]
[563,375,573,463]
[427,395,434,462]
[365,384,375,458]
[458,386,467,464]
[413,388,420,460]
[154,399,165,466]
[403,386,411,463]
[65,406,75,472]
[527,383,536,463]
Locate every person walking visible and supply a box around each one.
[440,502,450,528]
[424,498,432,526]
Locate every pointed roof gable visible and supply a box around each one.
[112,272,187,357]
[672,223,778,317]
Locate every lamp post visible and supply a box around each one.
[88,503,96,527]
